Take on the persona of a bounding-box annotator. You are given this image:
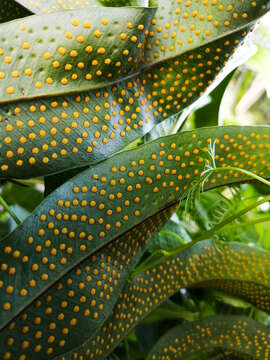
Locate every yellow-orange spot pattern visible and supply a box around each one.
[86,241,270,359]
[0,28,255,178]
[0,206,175,360]
[0,126,269,347]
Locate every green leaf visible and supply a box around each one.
[2,182,43,212]
[0,7,154,103]
[0,0,30,23]
[143,300,199,323]
[0,125,269,357]
[82,240,270,359]
[15,0,270,63]
[0,1,269,178]
[248,43,270,94]
[0,205,176,360]
[146,315,270,360]
[0,29,256,179]
[194,71,235,128]
[44,167,88,196]
[0,217,10,239]
[208,290,252,309]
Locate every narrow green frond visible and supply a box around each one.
[147,316,270,360]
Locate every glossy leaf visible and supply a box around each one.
[81,240,270,359]
[0,205,176,360]
[0,28,257,179]
[0,0,30,23]
[146,316,270,360]
[0,125,270,349]
[15,0,270,63]
[0,7,154,102]
[0,1,269,178]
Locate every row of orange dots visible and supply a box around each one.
[0,206,175,360]
[86,241,270,359]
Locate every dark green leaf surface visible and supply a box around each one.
[0,0,30,23]
[44,167,89,196]
[146,316,270,360]
[78,240,270,359]
[0,205,176,360]
[194,70,235,128]
[15,0,270,65]
[143,300,199,323]
[1,0,269,179]
[0,125,269,341]
[0,28,257,179]
[0,7,154,103]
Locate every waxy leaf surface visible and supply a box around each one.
[146,316,270,360]
[0,0,269,178]
[0,125,269,337]
[81,240,270,359]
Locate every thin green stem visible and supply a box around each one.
[159,230,185,245]
[204,166,270,187]
[218,216,270,233]
[195,195,270,242]
[132,164,270,278]
[131,195,270,278]
[130,249,169,278]
[124,338,130,360]
[0,195,21,225]
[12,178,44,186]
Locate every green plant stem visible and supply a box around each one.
[195,195,270,242]
[159,230,185,245]
[131,195,270,278]
[130,249,169,278]
[124,338,130,360]
[218,216,270,233]
[0,195,21,225]
[204,166,270,187]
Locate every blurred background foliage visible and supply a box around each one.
[1,12,270,360]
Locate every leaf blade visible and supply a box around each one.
[0,125,269,334]
[0,7,155,103]
[0,205,176,360]
[81,240,270,359]
[0,27,258,178]
[146,315,270,360]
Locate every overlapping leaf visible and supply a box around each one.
[0,29,255,178]
[0,1,269,178]
[0,205,176,360]
[0,126,269,342]
[146,316,270,360]
[0,7,154,102]
[77,240,270,359]
[15,0,270,64]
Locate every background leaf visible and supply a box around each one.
[146,315,270,360]
[84,240,270,359]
